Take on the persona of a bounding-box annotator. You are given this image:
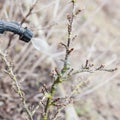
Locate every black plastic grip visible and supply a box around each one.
[0,20,33,42]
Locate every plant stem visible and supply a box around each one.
[0,50,33,120]
[44,76,61,119]
[43,1,75,119]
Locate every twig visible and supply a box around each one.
[42,1,76,120]
[0,50,33,120]
[61,0,75,74]
[20,0,38,25]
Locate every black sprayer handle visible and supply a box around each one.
[0,20,33,42]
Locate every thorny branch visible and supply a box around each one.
[0,50,33,120]
[61,0,75,74]
[42,1,77,120]
[72,60,117,75]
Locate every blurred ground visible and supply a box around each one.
[0,0,120,120]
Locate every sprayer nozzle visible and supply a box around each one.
[19,27,33,42]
